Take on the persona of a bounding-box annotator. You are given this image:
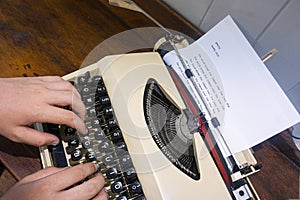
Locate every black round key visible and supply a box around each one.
[94,99,102,107]
[82,139,93,149]
[98,141,111,153]
[92,75,103,83]
[83,96,95,106]
[134,196,146,200]
[115,141,127,152]
[91,119,101,128]
[124,168,137,183]
[68,137,79,148]
[120,154,132,168]
[116,195,127,200]
[94,128,106,140]
[111,129,123,142]
[77,72,90,85]
[77,76,88,85]
[96,84,107,96]
[111,181,123,193]
[87,107,97,117]
[85,151,96,162]
[107,118,118,129]
[99,96,110,106]
[71,149,82,161]
[104,106,113,117]
[129,181,142,195]
[96,85,107,95]
[106,167,119,179]
[64,127,76,136]
[81,85,93,96]
[102,154,115,165]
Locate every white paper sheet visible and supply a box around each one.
[163,15,300,154]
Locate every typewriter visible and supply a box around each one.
[37,52,261,200]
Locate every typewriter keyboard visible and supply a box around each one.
[44,71,146,200]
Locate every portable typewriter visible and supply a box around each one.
[36,50,263,200]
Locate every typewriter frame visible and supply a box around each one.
[38,52,260,200]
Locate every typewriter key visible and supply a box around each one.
[115,141,127,152]
[91,119,101,128]
[124,168,137,183]
[64,126,76,136]
[77,72,90,85]
[106,167,119,179]
[102,154,116,166]
[87,106,97,117]
[107,118,118,129]
[91,75,103,83]
[116,195,127,200]
[83,96,95,106]
[119,154,132,168]
[80,85,93,96]
[85,151,96,162]
[128,181,142,195]
[82,139,93,149]
[98,141,112,153]
[94,128,106,140]
[103,106,113,116]
[67,137,79,148]
[99,96,110,106]
[134,196,146,200]
[96,85,107,95]
[111,180,123,193]
[71,149,82,161]
[110,129,123,142]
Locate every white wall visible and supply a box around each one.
[163,0,300,135]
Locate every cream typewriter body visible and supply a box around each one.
[38,52,260,200]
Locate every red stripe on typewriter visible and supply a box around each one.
[168,69,231,187]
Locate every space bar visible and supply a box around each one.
[49,143,68,167]
[46,123,68,168]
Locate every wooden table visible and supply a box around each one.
[0,1,299,199]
